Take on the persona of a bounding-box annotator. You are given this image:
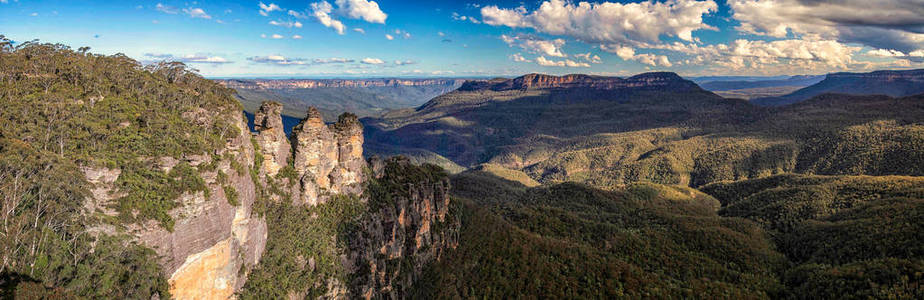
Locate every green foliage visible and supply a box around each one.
[0,40,241,228]
[0,138,169,299]
[223,185,240,206]
[414,172,786,298]
[240,195,366,298]
[702,174,924,298]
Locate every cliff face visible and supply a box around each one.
[458,72,700,92]
[247,102,459,298]
[346,157,459,299]
[86,112,270,300]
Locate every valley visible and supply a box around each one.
[2,39,922,299]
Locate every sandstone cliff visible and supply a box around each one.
[78,99,457,299]
[457,72,701,92]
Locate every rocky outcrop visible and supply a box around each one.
[124,112,267,300]
[254,101,291,178]
[458,72,701,92]
[290,107,365,206]
[345,156,459,299]
[83,100,454,299]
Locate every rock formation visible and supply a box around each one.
[81,101,456,299]
[457,72,701,92]
[290,107,365,206]
[128,112,268,300]
[346,156,459,299]
[253,101,291,178]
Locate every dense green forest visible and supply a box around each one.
[0,37,241,297]
[411,168,924,298]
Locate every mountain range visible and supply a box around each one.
[753,69,924,106]
[218,78,465,120]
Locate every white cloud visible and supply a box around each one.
[314,57,354,64]
[248,55,311,65]
[600,45,671,67]
[385,34,394,40]
[145,53,232,64]
[292,34,303,39]
[451,12,481,24]
[729,0,924,53]
[155,3,178,14]
[311,1,346,35]
[335,0,387,24]
[269,20,302,28]
[184,7,211,19]
[361,58,385,64]
[481,0,717,45]
[271,34,284,39]
[394,60,416,66]
[575,52,602,64]
[501,34,567,57]
[353,28,366,34]
[259,2,282,16]
[288,10,306,18]
[535,56,591,67]
[394,29,411,39]
[866,49,907,57]
[510,53,532,63]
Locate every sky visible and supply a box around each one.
[2,0,923,78]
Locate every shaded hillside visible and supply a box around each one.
[699,75,824,91]
[363,72,757,170]
[221,78,464,121]
[364,72,924,190]
[410,169,924,298]
[412,170,786,298]
[753,69,924,106]
[702,174,924,298]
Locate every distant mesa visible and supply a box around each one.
[753,69,924,106]
[458,72,701,92]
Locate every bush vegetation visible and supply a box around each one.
[0,37,238,296]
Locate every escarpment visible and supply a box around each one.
[240,101,460,298]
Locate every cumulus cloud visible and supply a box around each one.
[601,45,672,67]
[501,34,567,57]
[481,0,717,45]
[535,56,591,67]
[259,2,282,16]
[292,34,303,39]
[335,0,387,24]
[271,34,284,39]
[353,28,366,34]
[394,60,416,66]
[311,1,346,34]
[385,34,394,40]
[361,58,385,64]
[184,7,211,19]
[729,0,924,52]
[510,53,532,63]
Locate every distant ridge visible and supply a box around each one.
[699,75,824,91]
[458,72,701,92]
[753,69,924,106]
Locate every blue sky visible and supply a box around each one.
[2,0,922,77]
